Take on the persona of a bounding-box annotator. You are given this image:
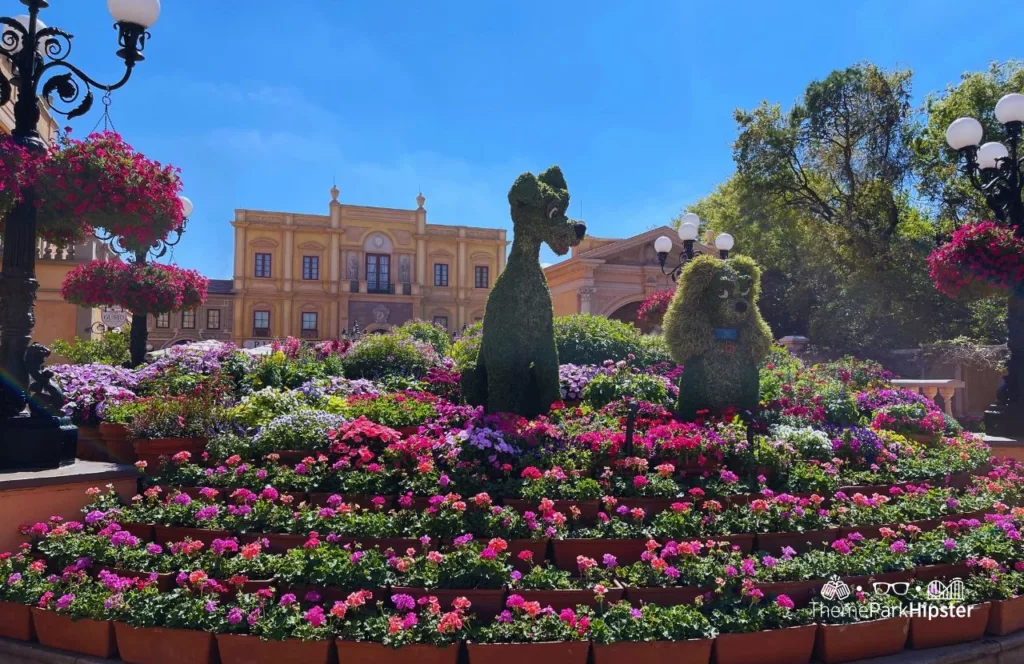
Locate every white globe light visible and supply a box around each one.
[976,142,1009,170]
[3,15,48,56]
[945,117,983,150]
[108,0,161,28]
[654,236,673,254]
[715,233,735,252]
[679,212,700,227]
[678,222,699,242]
[995,93,1024,125]
[178,195,194,219]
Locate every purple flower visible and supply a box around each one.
[279,593,296,606]
[890,540,908,554]
[6,573,22,585]
[630,608,642,619]
[204,600,218,613]
[391,593,416,611]
[227,608,244,625]
[195,505,220,521]
[602,554,618,568]
[55,594,74,610]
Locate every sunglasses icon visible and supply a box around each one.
[873,582,911,595]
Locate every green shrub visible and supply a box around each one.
[342,334,437,380]
[251,410,347,456]
[51,327,130,366]
[582,366,669,409]
[451,322,483,371]
[326,392,438,428]
[554,314,671,367]
[394,319,452,356]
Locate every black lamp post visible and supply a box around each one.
[0,0,160,470]
[653,213,735,282]
[944,94,1024,438]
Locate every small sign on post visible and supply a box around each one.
[100,306,128,330]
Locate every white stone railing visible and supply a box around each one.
[891,379,965,416]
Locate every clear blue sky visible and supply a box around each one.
[39,0,1024,277]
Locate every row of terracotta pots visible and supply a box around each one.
[5,598,1022,664]
[74,424,208,467]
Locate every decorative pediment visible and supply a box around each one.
[249,238,279,249]
[471,251,493,263]
[297,241,326,251]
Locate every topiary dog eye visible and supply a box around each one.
[718,289,730,299]
[738,286,751,296]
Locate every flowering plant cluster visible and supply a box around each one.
[61,260,208,315]
[928,220,1024,298]
[637,289,675,325]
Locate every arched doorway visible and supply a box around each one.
[608,301,657,333]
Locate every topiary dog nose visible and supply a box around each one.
[734,301,748,313]
[574,223,586,239]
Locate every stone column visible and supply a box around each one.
[578,287,597,314]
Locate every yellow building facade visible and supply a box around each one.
[231,187,507,345]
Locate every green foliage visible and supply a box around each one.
[241,348,345,392]
[663,255,773,418]
[582,366,669,409]
[463,166,585,417]
[50,327,130,366]
[343,334,437,380]
[554,314,671,367]
[327,392,439,429]
[228,387,308,429]
[394,319,452,356]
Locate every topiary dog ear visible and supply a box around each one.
[678,255,720,307]
[508,172,541,206]
[538,165,567,191]
[729,255,762,299]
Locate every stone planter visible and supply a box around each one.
[467,641,590,664]
[218,633,334,664]
[593,639,712,664]
[908,602,990,649]
[712,624,816,664]
[133,436,207,470]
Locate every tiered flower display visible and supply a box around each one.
[1,131,186,249]
[928,220,1024,298]
[5,333,1022,664]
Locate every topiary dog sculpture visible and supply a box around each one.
[663,254,773,419]
[463,166,586,417]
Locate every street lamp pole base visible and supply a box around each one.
[984,404,1024,440]
[0,414,78,472]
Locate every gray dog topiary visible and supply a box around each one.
[462,166,586,417]
[663,254,773,419]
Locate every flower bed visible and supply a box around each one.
[10,338,1024,661]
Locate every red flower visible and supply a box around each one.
[928,221,1024,298]
[61,259,208,315]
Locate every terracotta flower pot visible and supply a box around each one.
[612,497,677,518]
[909,602,990,649]
[337,641,458,664]
[518,586,624,610]
[346,536,424,553]
[914,562,970,583]
[100,421,136,463]
[504,499,600,523]
[275,450,312,463]
[0,601,34,641]
[624,585,707,607]
[712,624,816,664]
[393,587,505,619]
[120,522,155,542]
[133,437,207,470]
[218,633,334,664]
[153,525,231,546]
[241,532,309,554]
[754,528,838,554]
[31,609,116,658]
[467,641,590,664]
[815,617,909,663]
[76,424,107,461]
[508,538,549,568]
[593,639,712,664]
[836,525,884,540]
[988,595,1024,636]
[551,539,647,570]
[709,534,756,554]
[285,583,370,604]
[115,622,217,664]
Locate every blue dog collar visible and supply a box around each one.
[713,328,738,341]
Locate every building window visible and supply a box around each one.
[253,310,270,336]
[433,316,449,330]
[207,309,221,330]
[254,253,272,278]
[366,253,391,293]
[434,263,449,287]
[302,255,319,280]
[301,312,318,338]
[155,312,169,328]
[474,266,490,289]
[181,310,196,329]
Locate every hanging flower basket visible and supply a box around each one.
[637,289,675,325]
[928,221,1024,299]
[61,260,208,314]
[0,131,185,249]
